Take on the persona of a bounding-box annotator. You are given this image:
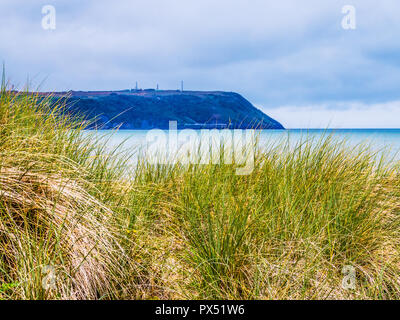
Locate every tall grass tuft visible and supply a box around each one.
[0,81,400,299]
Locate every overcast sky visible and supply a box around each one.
[1,0,400,128]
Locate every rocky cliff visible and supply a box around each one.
[53,90,284,130]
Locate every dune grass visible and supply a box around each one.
[0,85,400,300]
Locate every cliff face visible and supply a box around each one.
[58,90,284,130]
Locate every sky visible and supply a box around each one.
[0,0,400,128]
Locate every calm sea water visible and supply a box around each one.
[88,129,400,162]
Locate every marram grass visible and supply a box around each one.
[0,87,400,300]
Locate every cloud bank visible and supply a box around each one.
[1,0,400,127]
[266,101,400,128]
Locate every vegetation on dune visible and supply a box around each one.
[0,82,400,299]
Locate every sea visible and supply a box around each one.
[87,129,400,164]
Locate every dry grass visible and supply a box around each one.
[1,83,400,300]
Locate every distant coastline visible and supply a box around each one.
[34,89,284,130]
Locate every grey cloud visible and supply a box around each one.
[1,0,400,111]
